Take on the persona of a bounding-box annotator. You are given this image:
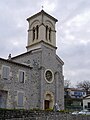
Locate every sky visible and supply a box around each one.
[0,0,90,86]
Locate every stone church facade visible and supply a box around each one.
[0,10,64,110]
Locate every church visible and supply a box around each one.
[0,10,64,110]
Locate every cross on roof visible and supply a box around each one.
[42,5,44,10]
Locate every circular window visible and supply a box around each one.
[45,69,54,83]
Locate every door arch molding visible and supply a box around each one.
[44,91,54,109]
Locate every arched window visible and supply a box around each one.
[33,27,35,40]
[36,25,39,39]
[49,28,51,41]
[46,26,48,40]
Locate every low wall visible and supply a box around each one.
[0,110,90,120]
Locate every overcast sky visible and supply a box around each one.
[0,0,90,86]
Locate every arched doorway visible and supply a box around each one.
[44,91,54,110]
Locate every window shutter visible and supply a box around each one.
[2,66,9,80]
[18,92,24,106]
[6,67,9,79]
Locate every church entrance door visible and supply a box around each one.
[44,92,54,110]
[44,100,50,109]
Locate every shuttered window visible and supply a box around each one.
[18,92,24,107]
[2,66,10,80]
[19,70,25,83]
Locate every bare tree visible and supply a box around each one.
[76,80,90,95]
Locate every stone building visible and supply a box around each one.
[0,10,64,110]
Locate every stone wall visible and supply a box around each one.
[0,110,90,120]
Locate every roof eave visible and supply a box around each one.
[27,10,58,22]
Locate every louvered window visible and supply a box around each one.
[46,26,48,40]
[36,25,39,39]
[49,28,51,41]
[33,27,35,40]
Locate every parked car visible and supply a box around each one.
[72,111,79,115]
[78,109,90,115]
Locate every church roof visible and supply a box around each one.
[11,48,41,59]
[27,10,58,22]
[56,55,64,65]
[0,57,32,68]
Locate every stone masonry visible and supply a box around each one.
[0,10,64,110]
[0,110,90,120]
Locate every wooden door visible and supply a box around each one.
[45,100,50,109]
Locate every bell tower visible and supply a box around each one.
[26,10,58,51]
